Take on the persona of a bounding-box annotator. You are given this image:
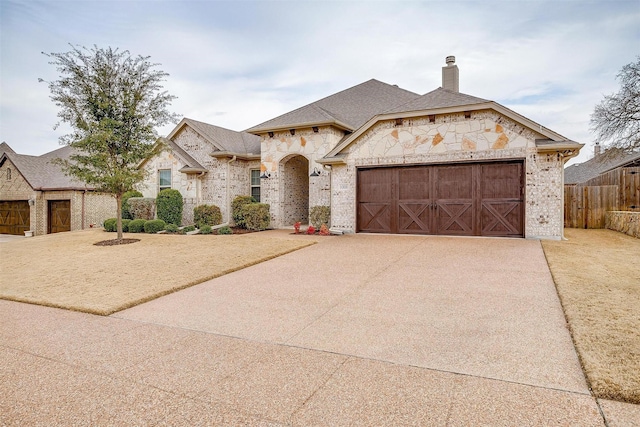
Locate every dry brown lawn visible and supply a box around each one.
[542,229,640,404]
[0,229,315,316]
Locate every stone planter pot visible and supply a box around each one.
[24,230,34,237]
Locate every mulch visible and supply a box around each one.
[94,238,141,246]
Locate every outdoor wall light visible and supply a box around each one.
[309,168,321,177]
[28,198,36,206]
[268,132,274,138]
[260,171,271,179]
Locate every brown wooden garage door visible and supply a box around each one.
[357,161,524,237]
[0,201,30,235]
[48,200,71,234]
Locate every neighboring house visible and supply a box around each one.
[142,57,583,239]
[0,142,116,236]
[564,145,640,185]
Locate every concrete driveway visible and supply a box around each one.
[3,231,633,425]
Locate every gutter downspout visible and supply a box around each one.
[226,156,237,223]
[82,190,86,230]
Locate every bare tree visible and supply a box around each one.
[42,45,178,242]
[590,56,640,153]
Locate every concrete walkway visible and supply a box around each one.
[2,231,637,425]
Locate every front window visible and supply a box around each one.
[250,169,261,202]
[159,169,171,191]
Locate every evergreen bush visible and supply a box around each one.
[121,190,143,219]
[231,195,256,228]
[103,218,117,232]
[128,219,146,233]
[217,225,233,235]
[310,205,331,228]
[128,197,156,220]
[164,223,179,233]
[194,204,223,228]
[199,224,213,234]
[121,219,131,232]
[241,203,270,231]
[144,219,166,233]
[156,189,183,225]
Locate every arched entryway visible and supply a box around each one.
[280,155,309,226]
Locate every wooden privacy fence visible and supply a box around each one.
[582,166,640,211]
[564,166,640,229]
[565,185,619,229]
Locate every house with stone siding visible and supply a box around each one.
[0,142,116,236]
[142,57,583,239]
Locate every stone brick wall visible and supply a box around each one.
[260,126,343,227]
[329,111,567,239]
[140,127,260,225]
[524,151,564,239]
[606,211,640,238]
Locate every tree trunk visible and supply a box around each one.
[116,193,123,241]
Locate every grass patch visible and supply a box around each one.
[542,228,640,404]
[0,229,315,316]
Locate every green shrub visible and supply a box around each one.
[103,218,117,232]
[199,224,212,234]
[164,223,179,233]
[121,190,143,219]
[231,195,256,228]
[128,197,156,220]
[144,219,166,234]
[182,225,196,233]
[310,205,331,228]
[121,219,131,232]
[156,189,183,225]
[241,203,270,231]
[194,204,223,228]
[128,219,146,233]
[217,225,233,235]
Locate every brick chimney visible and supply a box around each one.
[442,55,459,92]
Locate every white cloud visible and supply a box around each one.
[1,0,638,167]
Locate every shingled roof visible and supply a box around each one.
[564,150,640,184]
[0,143,91,191]
[174,118,261,155]
[246,79,420,134]
[384,87,489,114]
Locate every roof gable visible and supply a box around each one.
[246,79,420,133]
[168,118,261,155]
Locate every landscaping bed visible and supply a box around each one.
[542,228,640,404]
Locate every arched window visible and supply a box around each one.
[6,168,10,180]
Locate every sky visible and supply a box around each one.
[1,0,639,166]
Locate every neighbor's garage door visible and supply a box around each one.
[357,161,524,237]
[0,201,30,235]
[48,200,71,234]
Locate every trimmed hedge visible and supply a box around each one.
[156,189,183,225]
[217,225,233,235]
[144,219,166,234]
[122,190,143,219]
[103,218,117,232]
[241,203,270,231]
[194,204,223,228]
[231,195,256,228]
[121,219,131,232]
[164,223,179,233]
[310,205,331,228]
[128,219,146,233]
[128,197,156,220]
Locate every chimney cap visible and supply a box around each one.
[446,56,456,66]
